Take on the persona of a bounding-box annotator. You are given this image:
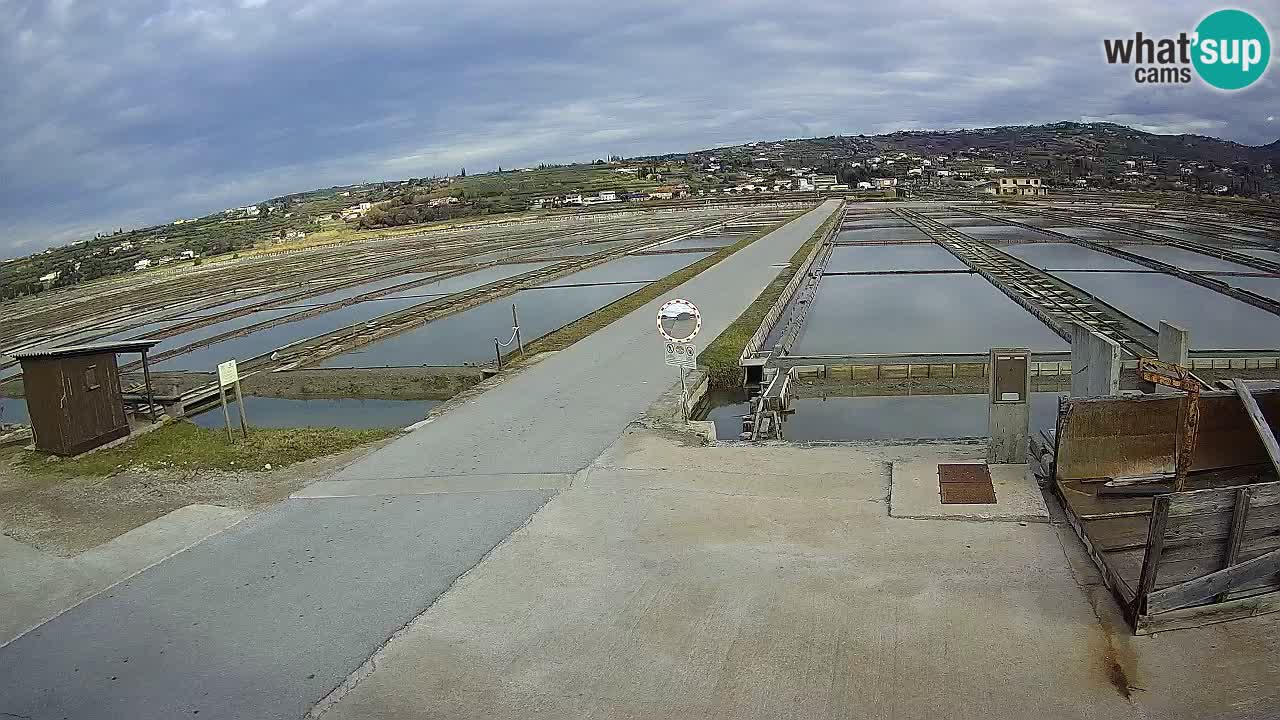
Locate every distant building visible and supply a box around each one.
[38,271,60,287]
[178,250,197,260]
[813,174,837,190]
[997,177,1047,196]
[134,258,152,271]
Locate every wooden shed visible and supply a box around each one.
[13,340,160,456]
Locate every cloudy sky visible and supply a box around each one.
[2,0,1276,256]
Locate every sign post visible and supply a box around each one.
[216,359,248,442]
[657,298,702,422]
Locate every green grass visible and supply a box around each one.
[698,211,839,388]
[511,215,801,361]
[21,421,396,477]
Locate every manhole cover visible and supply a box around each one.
[940,482,997,504]
[938,464,996,504]
[938,463,991,484]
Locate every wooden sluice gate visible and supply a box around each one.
[1040,382,1280,634]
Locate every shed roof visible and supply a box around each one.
[12,340,161,360]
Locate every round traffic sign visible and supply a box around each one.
[657,298,701,342]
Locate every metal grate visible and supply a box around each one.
[938,463,997,504]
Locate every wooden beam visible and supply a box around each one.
[1136,589,1280,634]
[1233,378,1280,480]
[1216,487,1253,603]
[1134,494,1171,619]
[1147,546,1280,614]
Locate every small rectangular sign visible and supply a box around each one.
[664,341,696,369]
[217,359,239,387]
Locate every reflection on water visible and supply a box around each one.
[825,244,966,273]
[189,396,439,429]
[1112,244,1258,273]
[1001,243,1145,271]
[1054,271,1280,349]
[794,274,1066,355]
[699,390,1063,442]
[322,253,710,367]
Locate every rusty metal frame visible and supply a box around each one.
[1138,357,1201,491]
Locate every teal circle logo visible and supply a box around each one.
[1192,9,1270,90]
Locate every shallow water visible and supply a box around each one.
[1053,271,1280,349]
[1000,243,1146,271]
[825,244,966,273]
[700,390,1063,442]
[0,396,29,424]
[793,274,1066,355]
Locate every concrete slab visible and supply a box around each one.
[890,459,1049,521]
[0,492,553,720]
[316,432,1142,719]
[1,504,249,646]
[296,472,574,497]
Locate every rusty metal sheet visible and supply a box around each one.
[940,482,998,504]
[1056,392,1280,482]
[938,463,992,484]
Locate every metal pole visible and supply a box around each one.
[513,303,524,356]
[494,338,503,370]
[219,384,233,443]
[140,350,158,423]
[233,377,249,440]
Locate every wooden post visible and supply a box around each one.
[1134,494,1171,621]
[219,385,234,443]
[1216,487,1253,603]
[140,350,158,423]
[233,378,249,440]
[1233,378,1280,480]
[512,303,524,356]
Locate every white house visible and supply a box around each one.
[996,177,1047,196]
[178,250,197,260]
[134,258,152,271]
[856,181,872,190]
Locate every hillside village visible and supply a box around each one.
[3,122,1277,301]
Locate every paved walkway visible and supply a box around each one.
[0,200,841,720]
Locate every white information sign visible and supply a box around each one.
[664,341,697,369]
[217,359,239,388]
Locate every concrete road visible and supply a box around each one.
[0,200,840,720]
[301,199,841,497]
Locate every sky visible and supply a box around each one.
[2,0,1277,257]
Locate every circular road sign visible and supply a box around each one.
[657,298,701,342]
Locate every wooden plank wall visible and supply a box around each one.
[1131,482,1280,632]
[1056,391,1280,481]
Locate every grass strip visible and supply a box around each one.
[22,422,395,477]
[510,213,803,361]
[698,211,839,388]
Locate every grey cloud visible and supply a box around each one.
[1,0,1276,256]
